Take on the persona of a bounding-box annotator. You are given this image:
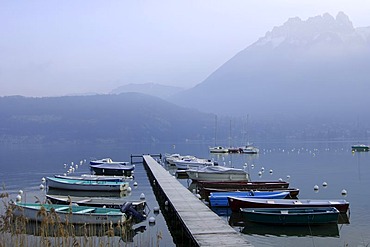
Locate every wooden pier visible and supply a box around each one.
[143,155,252,247]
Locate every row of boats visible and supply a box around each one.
[164,153,350,226]
[209,144,259,154]
[12,158,147,225]
[199,179,349,225]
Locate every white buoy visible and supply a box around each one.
[165,200,169,206]
[75,165,78,169]
[251,164,254,168]
[63,173,66,176]
[16,194,22,202]
[126,187,132,192]
[286,175,290,179]
[18,190,23,195]
[322,182,328,187]
[140,193,145,200]
[261,167,265,171]
[258,171,262,176]
[269,169,273,174]
[195,194,201,199]
[341,189,347,196]
[279,178,283,182]
[64,163,67,168]
[153,206,160,213]
[149,216,156,225]
[133,182,138,186]
[39,184,45,190]
[314,185,319,190]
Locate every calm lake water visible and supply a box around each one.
[1,140,369,247]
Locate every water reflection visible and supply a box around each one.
[241,221,340,237]
[211,208,350,238]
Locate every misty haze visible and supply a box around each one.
[1,3,370,247]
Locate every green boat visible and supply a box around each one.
[240,207,339,225]
[13,202,128,224]
[351,144,369,152]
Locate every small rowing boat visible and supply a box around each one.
[46,177,129,191]
[240,207,340,225]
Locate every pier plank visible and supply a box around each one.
[143,155,252,247]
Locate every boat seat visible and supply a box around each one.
[54,206,70,212]
[76,199,92,203]
[74,208,95,214]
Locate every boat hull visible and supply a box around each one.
[187,171,249,182]
[241,207,339,225]
[13,203,127,225]
[46,194,146,210]
[200,187,299,200]
[172,160,214,170]
[228,197,350,213]
[209,191,290,207]
[351,145,369,152]
[47,177,129,191]
[197,180,290,190]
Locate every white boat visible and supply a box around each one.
[209,146,229,153]
[90,157,129,166]
[54,174,130,182]
[89,158,135,176]
[164,153,196,165]
[13,202,128,225]
[172,157,215,170]
[46,177,129,191]
[186,166,250,182]
[241,145,259,154]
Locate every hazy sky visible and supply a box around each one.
[1,0,370,97]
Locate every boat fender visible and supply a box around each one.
[120,202,146,222]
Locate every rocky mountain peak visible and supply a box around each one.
[255,12,357,49]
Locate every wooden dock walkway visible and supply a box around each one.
[143,155,252,247]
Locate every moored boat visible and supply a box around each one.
[46,177,130,191]
[46,194,146,211]
[209,191,290,207]
[197,180,290,190]
[186,166,249,182]
[54,174,128,182]
[12,202,128,225]
[240,207,340,225]
[228,197,350,213]
[90,162,135,176]
[90,157,129,166]
[200,187,299,200]
[351,144,369,152]
[240,145,259,154]
[172,157,215,170]
[209,146,229,153]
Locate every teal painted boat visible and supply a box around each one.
[241,207,340,225]
[351,144,369,152]
[46,177,129,191]
[13,203,128,224]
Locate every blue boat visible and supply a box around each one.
[209,191,290,207]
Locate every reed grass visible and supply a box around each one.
[0,189,164,247]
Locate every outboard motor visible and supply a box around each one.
[120,202,146,222]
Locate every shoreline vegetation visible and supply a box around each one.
[0,190,162,247]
